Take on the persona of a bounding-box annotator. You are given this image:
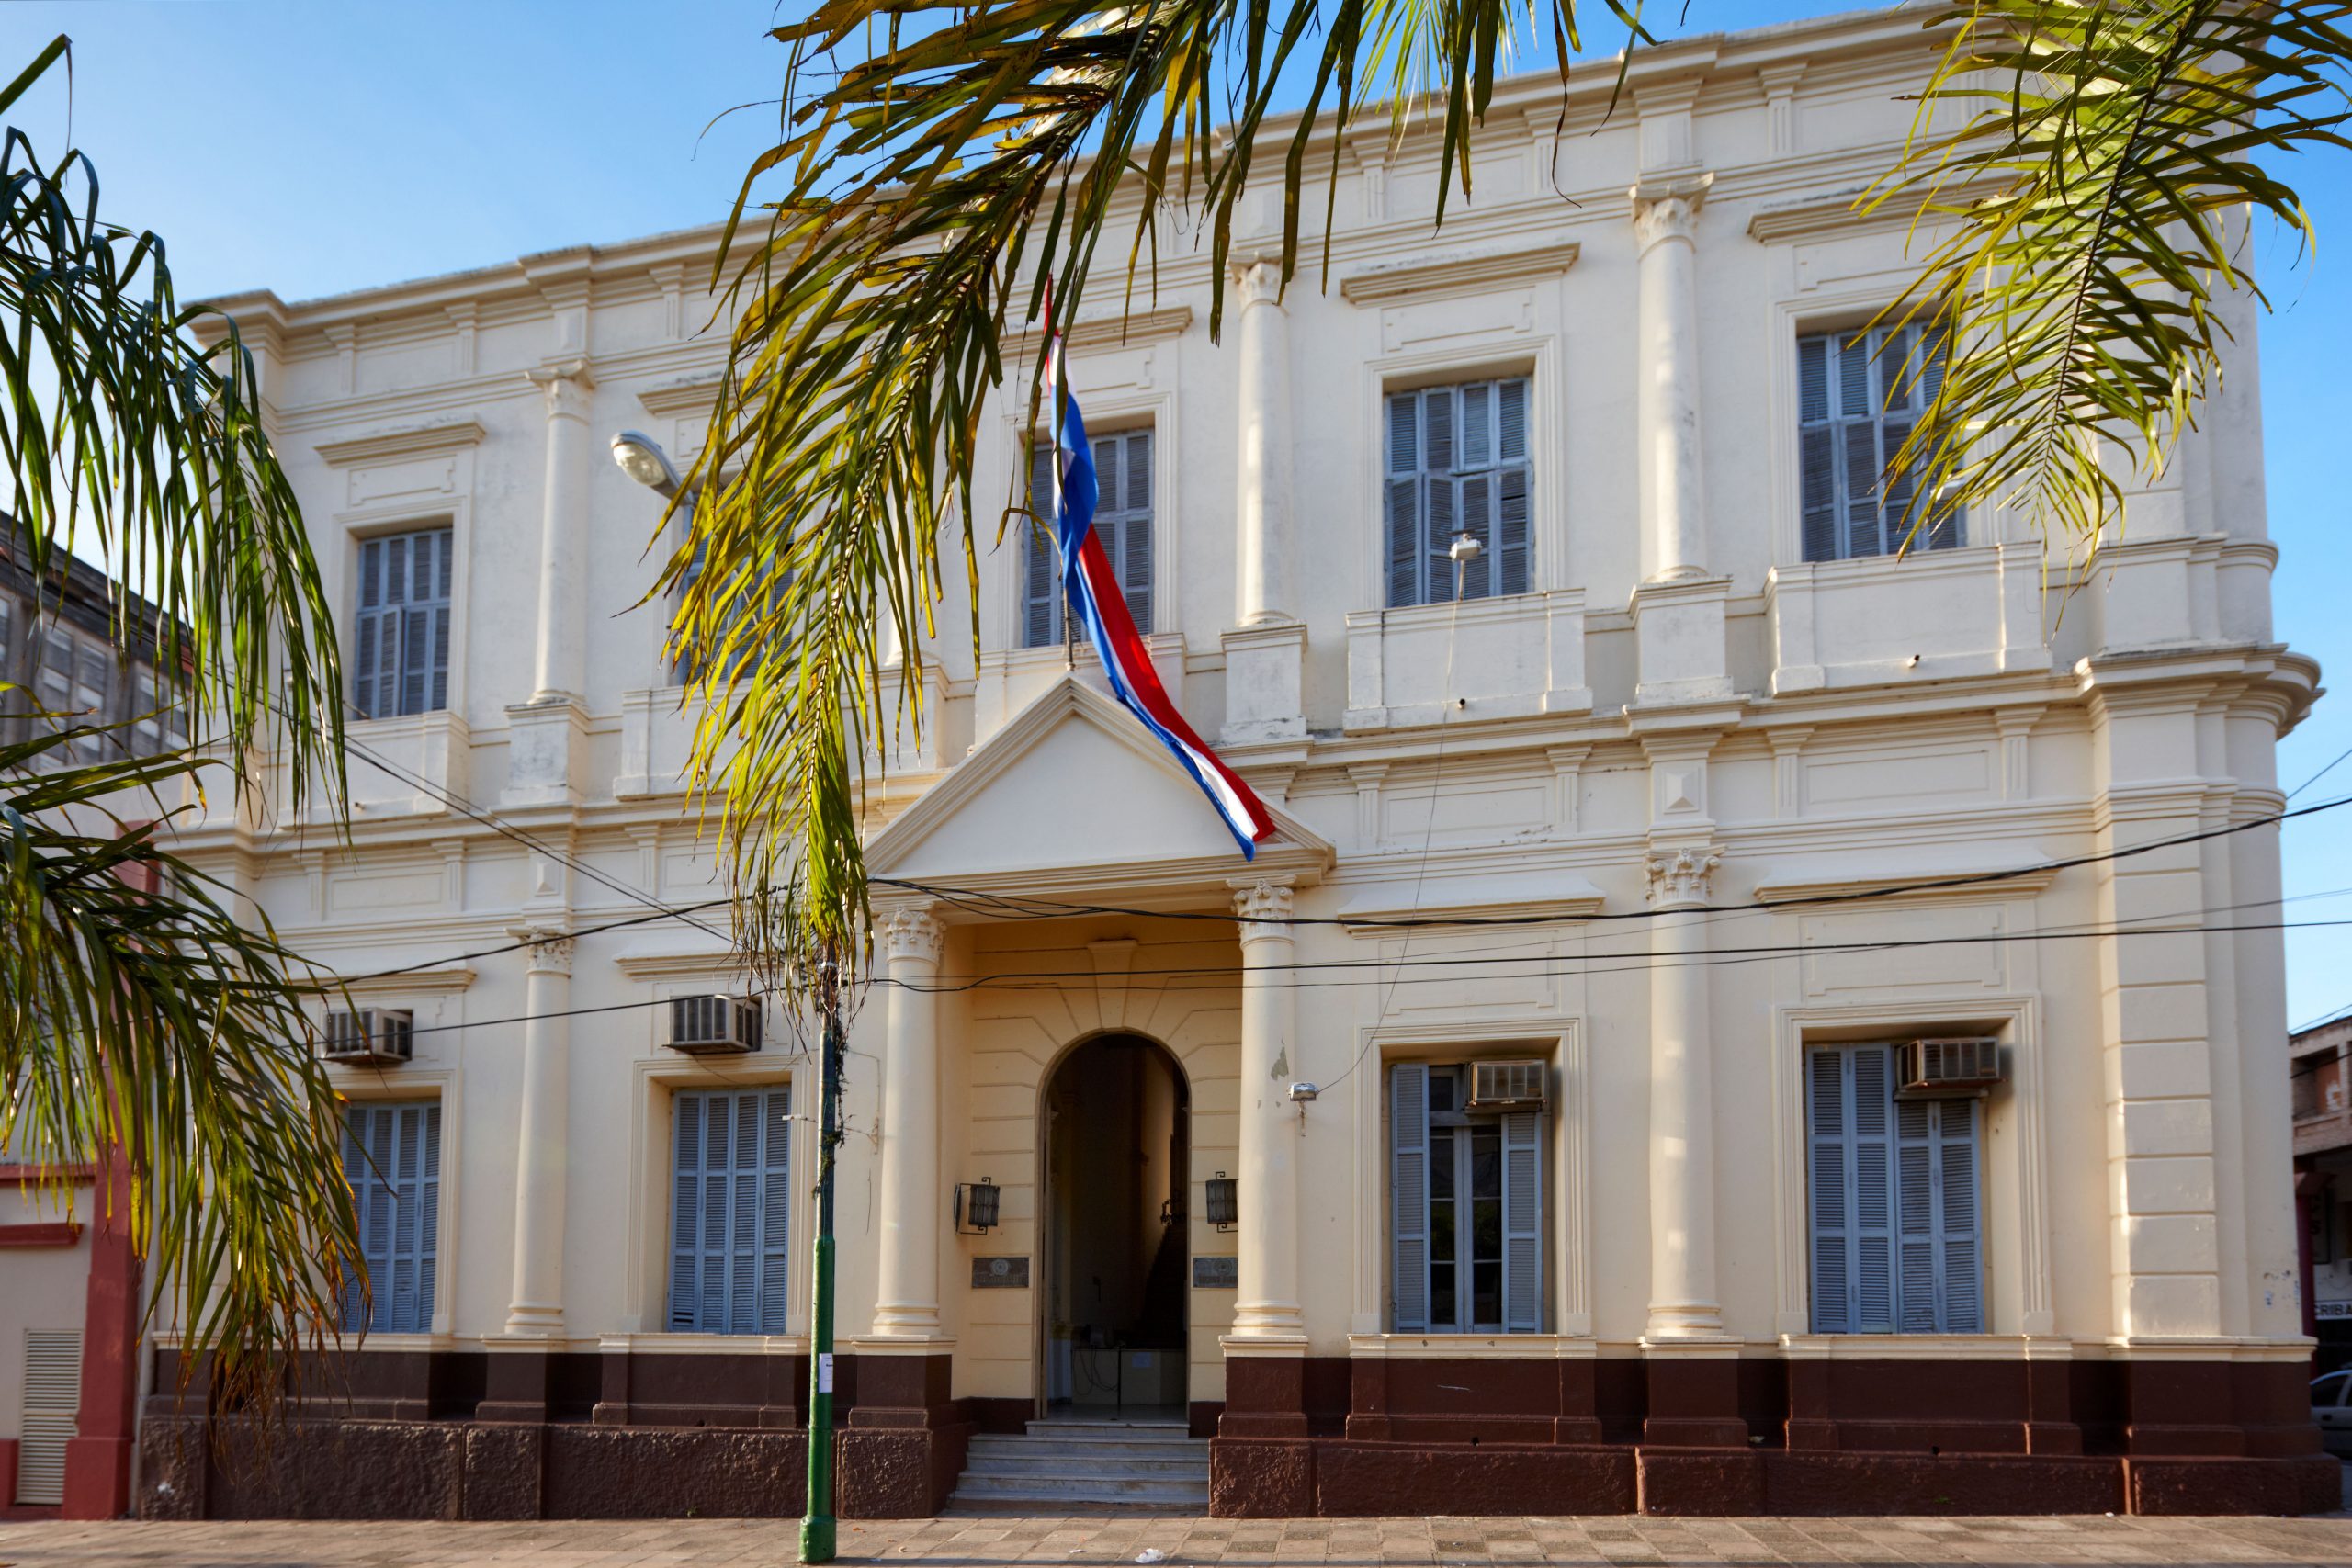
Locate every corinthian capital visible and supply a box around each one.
[880,906,945,968]
[1229,875,1296,924]
[1644,844,1722,909]
[1629,173,1713,254]
[512,924,576,976]
[1231,256,1286,310]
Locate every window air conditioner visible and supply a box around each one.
[1467,1058,1549,1111]
[322,1008,414,1066]
[668,995,763,1055]
[1896,1037,2003,1098]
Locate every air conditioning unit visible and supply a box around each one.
[667,994,763,1055]
[322,1008,413,1066]
[1896,1036,2003,1098]
[1468,1058,1549,1111]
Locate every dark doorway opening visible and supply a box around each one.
[1040,1033,1189,1422]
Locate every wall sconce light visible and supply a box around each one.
[1205,1171,1238,1232]
[954,1178,1001,1235]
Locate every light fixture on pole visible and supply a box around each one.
[955,1178,1001,1235]
[1205,1171,1238,1232]
[610,430,683,498]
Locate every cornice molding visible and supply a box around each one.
[1339,240,1580,305]
[637,373,725,419]
[613,949,750,982]
[1001,303,1193,363]
[1746,177,2007,245]
[313,417,488,468]
[339,966,478,998]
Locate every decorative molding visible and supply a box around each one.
[1746,177,2006,245]
[314,418,487,468]
[340,966,479,998]
[637,373,724,419]
[880,907,945,969]
[612,948,747,982]
[1230,876,1297,924]
[1339,240,1580,305]
[1001,304,1193,364]
[512,925,575,976]
[1631,173,1713,253]
[526,358,596,418]
[0,1222,85,1248]
[1751,847,2061,906]
[1645,844,1722,908]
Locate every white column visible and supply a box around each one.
[504,927,574,1336]
[524,360,594,704]
[1233,260,1295,627]
[1229,876,1305,1339]
[872,906,946,1337]
[1630,176,1712,583]
[1643,846,1727,1339]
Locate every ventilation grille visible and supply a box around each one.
[17,1328,81,1505]
[1897,1037,2003,1097]
[1468,1058,1548,1111]
[668,995,763,1055]
[323,1009,414,1066]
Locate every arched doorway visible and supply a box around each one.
[1038,1033,1189,1422]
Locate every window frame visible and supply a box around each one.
[1380,375,1535,609]
[666,1082,796,1336]
[1020,423,1158,649]
[338,1098,445,1337]
[350,524,456,720]
[1388,1056,1548,1336]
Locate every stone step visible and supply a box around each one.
[963,1450,1209,1478]
[967,1437,1204,1460]
[944,1496,1204,1517]
[952,1472,1212,1505]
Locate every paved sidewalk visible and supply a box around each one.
[5,1516,2352,1568]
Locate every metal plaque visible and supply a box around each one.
[1192,1256,1238,1290]
[972,1255,1030,1289]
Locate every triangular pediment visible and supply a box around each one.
[867,677,1330,905]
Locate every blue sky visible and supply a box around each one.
[6,1,2346,1023]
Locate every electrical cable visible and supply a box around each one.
[875,788,2352,931]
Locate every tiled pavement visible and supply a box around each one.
[5,1514,2352,1568]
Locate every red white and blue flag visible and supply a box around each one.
[1043,317,1276,860]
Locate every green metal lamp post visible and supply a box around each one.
[801,952,845,1563]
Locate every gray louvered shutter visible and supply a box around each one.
[341,1102,440,1334]
[1391,1063,1431,1331]
[17,1329,80,1505]
[1023,444,1060,649]
[1497,378,1532,596]
[672,1087,793,1334]
[760,1087,793,1331]
[669,1091,704,1328]
[1896,1097,1983,1333]
[1121,429,1154,632]
[355,528,452,716]
[1500,1110,1544,1332]
[1806,1049,1850,1332]
[1808,1045,1898,1334]
[1385,393,1420,608]
[1423,390,1454,600]
[1797,337,1839,563]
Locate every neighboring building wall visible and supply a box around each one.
[2292,1011,2352,1369]
[141,4,2327,1522]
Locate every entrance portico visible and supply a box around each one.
[858,675,1332,1442]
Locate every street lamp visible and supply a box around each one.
[610,430,683,498]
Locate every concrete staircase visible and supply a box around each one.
[949,1418,1209,1514]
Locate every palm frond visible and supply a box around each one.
[2,37,346,809]
[681,0,1638,970]
[0,732,362,1420]
[1873,0,2352,554]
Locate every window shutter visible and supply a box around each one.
[1123,430,1153,633]
[1023,444,1062,649]
[1805,1049,1851,1333]
[729,1091,761,1332]
[354,528,453,717]
[341,1103,440,1335]
[1500,1110,1544,1332]
[760,1087,793,1331]
[1386,389,1424,608]
[1896,1098,1938,1332]
[1851,1044,1896,1331]
[1391,1063,1430,1331]
[1840,423,1882,558]
[1459,473,1493,599]
[698,1090,729,1331]
[17,1329,81,1505]
[1497,468,1531,598]
[1425,474,1456,603]
[669,1091,703,1330]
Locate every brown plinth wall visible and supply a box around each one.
[136,1348,969,1522]
[1209,1354,2338,1519]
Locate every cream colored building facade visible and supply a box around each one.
[138,5,2330,1520]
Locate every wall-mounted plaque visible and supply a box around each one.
[1193,1256,1238,1290]
[972,1255,1030,1289]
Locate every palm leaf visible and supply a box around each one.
[0,732,363,1421]
[679,0,1641,971]
[1872,0,2352,555]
